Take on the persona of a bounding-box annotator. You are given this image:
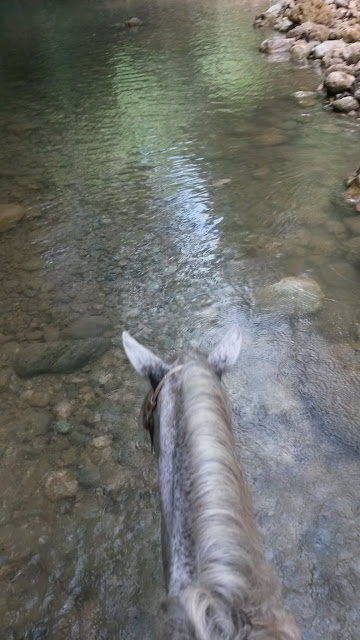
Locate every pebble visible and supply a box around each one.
[92,435,112,449]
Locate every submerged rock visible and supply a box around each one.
[0,203,26,233]
[13,338,111,378]
[44,470,78,501]
[125,17,142,27]
[61,316,113,340]
[294,90,317,106]
[260,38,295,54]
[254,277,325,315]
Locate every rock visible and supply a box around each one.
[44,470,78,501]
[253,130,287,145]
[21,390,50,408]
[343,42,360,64]
[54,400,75,419]
[254,277,324,315]
[61,316,113,340]
[125,17,142,27]
[77,464,100,488]
[294,90,317,106]
[324,71,355,94]
[43,325,60,342]
[335,24,360,43]
[92,435,112,449]
[254,2,284,27]
[288,21,330,42]
[0,204,26,233]
[290,41,315,62]
[324,63,355,77]
[260,38,295,54]
[13,338,111,377]
[354,88,360,101]
[345,236,360,266]
[20,257,44,272]
[332,96,359,112]
[312,39,346,59]
[54,419,72,434]
[275,17,294,32]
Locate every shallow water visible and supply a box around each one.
[0,0,360,638]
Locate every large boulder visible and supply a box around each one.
[343,43,360,65]
[324,71,355,94]
[254,277,324,315]
[288,21,330,42]
[312,39,346,59]
[0,204,26,233]
[290,40,316,62]
[332,96,359,113]
[13,338,111,377]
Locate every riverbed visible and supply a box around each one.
[0,1,360,638]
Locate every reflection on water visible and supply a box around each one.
[0,0,360,638]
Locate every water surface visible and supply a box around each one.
[1,1,360,638]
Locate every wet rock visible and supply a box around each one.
[21,390,50,408]
[253,130,287,145]
[254,2,284,28]
[44,470,78,501]
[54,419,72,434]
[92,435,112,449]
[125,17,142,27]
[20,257,44,272]
[324,71,355,94]
[294,90,317,106]
[0,203,26,232]
[344,217,360,236]
[260,38,295,54]
[77,463,100,487]
[288,21,330,42]
[13,338,111,377]
[343,42,360,64]
[312,39,346,59]
[345,236,360,266]
[275,17,294,32]
[254,277,324,315]
[54,400,75,419]
[332,96,359,112]
[61,315,113,340]
[290,41,315,62]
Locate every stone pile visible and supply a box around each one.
[256,0,360,115]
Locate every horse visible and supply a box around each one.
[122,328,301,640]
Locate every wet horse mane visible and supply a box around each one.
[123,331,301,640]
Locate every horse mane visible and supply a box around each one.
[158,358,300,640]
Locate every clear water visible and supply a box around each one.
[0,1,360,638]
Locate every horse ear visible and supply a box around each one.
[208,326,242,376]
[122,331,169,387]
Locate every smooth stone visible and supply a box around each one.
[332,96,359,112]
[0,203,26,232]
[312,39,346,59]
[77,464,100,488]
[290,41,315,63]
[44,470,78,501]
[92,435,112,449]
[61,316,113,340]
[21,390,50,408]
[13,338,111,377]
[325,71,355,95]
[254,277,324,315]
[54,420,72,435]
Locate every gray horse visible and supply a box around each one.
[123,328,300,640]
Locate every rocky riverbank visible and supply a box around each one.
[255,0,360,116]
